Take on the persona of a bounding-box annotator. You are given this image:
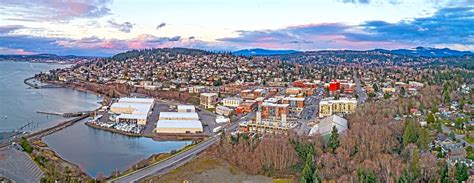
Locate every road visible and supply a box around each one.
[353,71,367,105]
[108,97,255,183]
[297,87,324,135]
[226,110,256,133]
[110,135,219,183]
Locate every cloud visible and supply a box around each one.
[348,7,474,45]
[0,0,112,21]
[0,25,25,34]
[340,0,371,4]
[0,47,36,55]
[108,20,134,33]
[156,23,166,30]
[217,6,474,50]
[0,33,185,56]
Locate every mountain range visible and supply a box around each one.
[233,47,472,57]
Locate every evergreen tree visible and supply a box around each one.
[403,120,418,146]
[440,163,449,183]
[455,162,468,182]
[328,126,340,152]
[409,148,421,180]
[426,112,436,124]
[300,153,315,183]
[400,87,406,97]
[372,83,379,92]
[449,131,456,141]
[417,128,429,150]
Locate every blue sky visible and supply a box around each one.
[0,0,472,56]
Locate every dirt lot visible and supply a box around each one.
[143,152,277,183]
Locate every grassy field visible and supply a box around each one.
[143,152,280,183]
[465,136,474,144]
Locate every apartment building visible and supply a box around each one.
[319,98,357,117]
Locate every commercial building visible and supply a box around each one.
[319,98,357,117]
[200,93,218,109]
[236,101,257,114]
[155,106,203,133]
[282,97,305,114]
[216,105,233,116]
[110,97,155,125]
[244,102,290,134]
[222,97,243,108]
[155,120,203,133]
[159,112,199,121]
[329,81,341,92]
[309,115,348,136]
[178,105,195,113]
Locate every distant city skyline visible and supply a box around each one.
[0,0,472,56]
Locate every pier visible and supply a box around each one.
[0,113,92,148]
[37,111,91,118]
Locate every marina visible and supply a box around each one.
[0,62,194,178]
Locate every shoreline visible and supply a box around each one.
[85,122,147,138]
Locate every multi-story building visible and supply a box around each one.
[319,98,357,117]
[282,97,305,114]
[245,102,289,134]
[222,97,243,108]
[200,93,218,109]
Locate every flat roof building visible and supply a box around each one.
[200,93,218,109]
[159,112,199,121]
[110,97,155,125]
[155,120,203,133]
[319,98,357,117]
[177,105,195,113]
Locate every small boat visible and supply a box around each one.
[4,115,7,119]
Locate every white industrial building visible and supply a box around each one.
[110,97,155,125]
[155,107,203,133]
[155,120,203,133]
[159,112,199,121]
[177,105,195,113]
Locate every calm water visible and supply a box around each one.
[0,61,191,177]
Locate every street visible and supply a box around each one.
[109,135,219,183]
[353,71,367,105]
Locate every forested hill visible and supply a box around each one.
[111,48,215,61]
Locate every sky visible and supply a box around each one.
[0,0,473,56]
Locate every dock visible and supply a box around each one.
[36,111,90,118]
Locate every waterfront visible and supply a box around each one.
[0,61,100,131]
[43,119,191,177]
[1,61,192,177]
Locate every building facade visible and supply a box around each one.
[319,98,357,117]
[200,93,218,109]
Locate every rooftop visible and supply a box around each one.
[156,120,203,129]
[159,112,199,120]
[118,97,155,104]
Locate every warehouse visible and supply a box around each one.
[155,120,203,133]
[177,105,195,113]
[109,97,155,125]
[159,112,199,120]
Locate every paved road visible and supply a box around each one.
[297,88,323,135]
[353,71,367,105]
[109,136,219,183]
[226,110,256,133]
